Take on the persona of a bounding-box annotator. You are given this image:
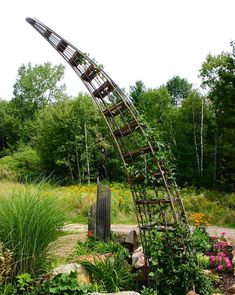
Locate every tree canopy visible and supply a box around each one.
[0,42,234,190]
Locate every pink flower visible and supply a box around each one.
[226,262,232,268]
[218,252,225,257]
[224,257,230,263]
[217,256,222,262]
[217,265,223,271]
[210,256,216,263]
[221,232,226,236]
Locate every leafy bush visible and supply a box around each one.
[196,253,210,269]
[147,224,213,295]
[46,271,88,295]
[192,228,211,253]
[16,273,34,294]
[0,147,43,182]
[0,182,66,276]
[81,248,133,292]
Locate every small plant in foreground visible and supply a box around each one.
[16,273,33,294]
[0,243,12,284]
[196,253,210,269]
[81,248,133,292]
[0,273,39,295]
[140,286,158,295]
[47,271,88,295]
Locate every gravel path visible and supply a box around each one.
[63,223,235,243]
[51,223,235,261]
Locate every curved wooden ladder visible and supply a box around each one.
[26,17,192,265]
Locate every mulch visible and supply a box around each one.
[218,271,235,295]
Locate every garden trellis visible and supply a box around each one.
[26,17,193,266]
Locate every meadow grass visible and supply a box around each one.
[0,180,234,228]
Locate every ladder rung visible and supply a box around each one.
[103,101,127,117]
[135,198,176,205]
[93,81,114,99]
[113,121,139,138]
[81,65,97,82]
[57,40,68,53]
[69,52,83,67]
[44,29,51,39]
[122,145,151,160]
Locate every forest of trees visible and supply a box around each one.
[0,43,234,191]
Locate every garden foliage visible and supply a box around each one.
[0,182,66,276]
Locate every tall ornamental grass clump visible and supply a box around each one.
[0,183,66,276]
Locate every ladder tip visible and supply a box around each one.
[26,17,35,25]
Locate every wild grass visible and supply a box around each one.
[181,186,235,227]
[0,181,66,276]
[76,237,125,256]
[0,180,234,227]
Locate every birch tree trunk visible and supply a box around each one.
[192,105,200,175]
[200,97,204,176]
[75,137,81,184]
[213,128,218,188]
[84,122,90,185]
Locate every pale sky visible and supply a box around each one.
[0,0,234,100]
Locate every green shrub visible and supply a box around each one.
[0,147,43,182]
[0,182,66,276]
[147,224,213,295]
[16,273,33,294]
[192,227,211,253]
[196,253,210,269]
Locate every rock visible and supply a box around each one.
[232,255,235,275]
[52,263,90,285]
[228,284,235,293]
[73,253,113,264]
[132,246,145,269]
[89,292,140,295]
[187,291,197,295]
[232,255,235,265]
[122,230,138,252]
